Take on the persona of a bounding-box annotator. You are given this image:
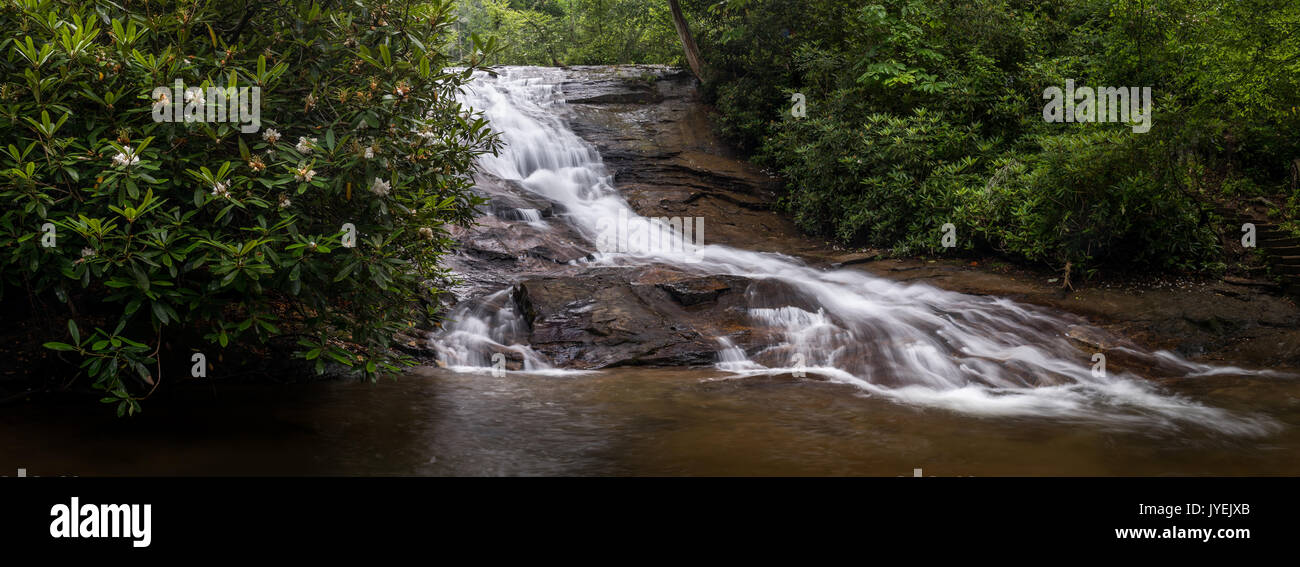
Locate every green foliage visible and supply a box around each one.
[699,0,1300,273]
[765,107,990,251]
[452,0,683,65]
[958,130,1217,269]
[1,0,501,413]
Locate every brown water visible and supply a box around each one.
[3,367,1298,476]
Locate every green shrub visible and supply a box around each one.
[763,107,991,251]
[959,130,1218,270]
[709,76,780,154]
[698,0,1298,274]
[452,0,682,66]
[0,0,501,414]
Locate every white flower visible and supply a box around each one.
[364,147,374,159]
[211,180,231,199]
[369,177,391,197]
[111,146,140,168]
[277,195,291,209]
[418,227,434,240]
[294,165,316,182]
[262,128,281,144]
[81,247,96,258]
[184,88,205,106]
[296,137,316,154]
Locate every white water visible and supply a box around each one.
[433,67,1280,435]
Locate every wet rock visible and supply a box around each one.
[656,276,742,306]
[455,216,591,264]
[568,90,664,105]
[561,67,847,260]
[452,173,590,271]
[509,267,791,369]
[472,172,563,219]
[827,251,883,269]
[1064,324,1174,376]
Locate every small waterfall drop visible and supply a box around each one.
[431,67,1281,435]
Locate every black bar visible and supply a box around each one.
[1,477,1288,557]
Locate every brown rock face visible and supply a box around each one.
[509,266,795,369]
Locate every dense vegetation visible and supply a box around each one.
[463,0,1300,276]
[452,0,683,65]
[695,0,1300,274]
[1,0,499,413]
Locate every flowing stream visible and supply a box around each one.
[5,67,1298,477]
[431,67,1285,437]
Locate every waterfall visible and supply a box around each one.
[432,66,1281,435]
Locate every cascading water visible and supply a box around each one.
[431,288,553,372]
[432,66,1282,435]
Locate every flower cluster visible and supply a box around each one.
[294,164,317,183]
[112,146,140,168]
[211,180,231,199]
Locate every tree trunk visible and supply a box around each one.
[668,0,704,80]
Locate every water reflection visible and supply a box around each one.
[2,367,1297,476]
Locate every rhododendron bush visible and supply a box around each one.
[0,0,500,414]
